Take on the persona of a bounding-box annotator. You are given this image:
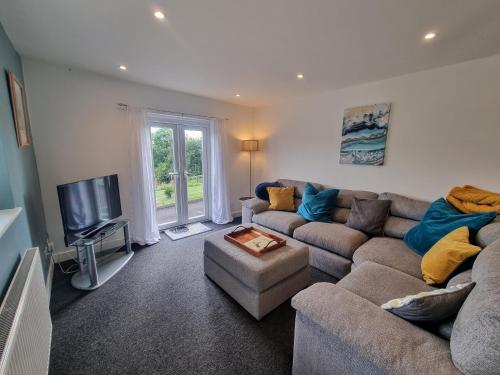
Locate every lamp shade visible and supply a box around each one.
[241,140,259,152]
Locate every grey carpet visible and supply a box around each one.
[49,220,337,375]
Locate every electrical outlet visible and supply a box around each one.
[45,240,54,256]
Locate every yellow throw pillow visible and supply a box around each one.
[421,226,481,285]
[267,186,295,211]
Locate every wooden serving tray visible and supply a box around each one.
[224,226,286,257]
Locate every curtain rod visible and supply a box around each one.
[116,103,229,121]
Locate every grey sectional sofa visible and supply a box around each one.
[242,178,500,374]
[242,179,429,279]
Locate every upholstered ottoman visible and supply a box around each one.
[204,225,310,320]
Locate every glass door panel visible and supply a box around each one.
[150,115,210,230]
[184,129,207,220]
[150,126,180,227]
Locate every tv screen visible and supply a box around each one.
[57,174,122,245]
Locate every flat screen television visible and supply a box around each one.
[57,174,122,246]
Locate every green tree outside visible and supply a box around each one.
[151,127,204,207]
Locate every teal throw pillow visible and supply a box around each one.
[297,183,339,223]
[404,198,496,255]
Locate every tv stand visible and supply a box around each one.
[71,220,133,291]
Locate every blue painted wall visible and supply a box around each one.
[0,22,48,299]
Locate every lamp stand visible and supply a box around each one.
[249,150,253,197]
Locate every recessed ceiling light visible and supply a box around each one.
[119,65,127,71]
[154,11,165,20]
[296,73,304,79]
[424,32,436,40]
[235,94,241,97]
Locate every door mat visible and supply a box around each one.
[164,222,212,240]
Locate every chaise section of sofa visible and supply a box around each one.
[292,228,500,374]
[292,282,462,375]
[450,239,500,374]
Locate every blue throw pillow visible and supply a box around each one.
[404,198,496,255]
[255,181,282,201]
[297,183,339,223]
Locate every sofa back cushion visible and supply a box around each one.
[331,207,350,223]
[475,218,500,247]
[324,188,378,224]
[334,189,379,209]
[450,239,500,373]
[379,192,430,221]
[377,193,429,239]
[277,179,323,199]
[383,216,419,239]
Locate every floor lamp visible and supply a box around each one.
[241,140,259,199]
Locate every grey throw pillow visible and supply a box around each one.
[346,198,391,235]
[381,282,475,322]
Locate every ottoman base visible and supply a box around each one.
[204,255,310,320]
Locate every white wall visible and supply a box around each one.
[254,54,500,201]
[23,59,254,256]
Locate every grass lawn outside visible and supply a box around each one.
[155,181,204,207]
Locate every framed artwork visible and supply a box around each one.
[340,103,391,166]
[8,71,31,147]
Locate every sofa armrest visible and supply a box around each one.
[292,283,460,375]
[241,198,269,224]
[242,197,270,214]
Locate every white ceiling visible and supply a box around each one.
[1,0,500,107]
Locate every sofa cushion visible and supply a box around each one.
[383,216,419,239]
[334,189,378,209]
[447,269,472,287]
[293,222,368,259]
[308,244,352,279]
[346,198,391,235]
[352,237,423,279]
[379,192,430,221]
[277,179,323,198]
[476,221,500,247]
[451,240,500,374]
[252,210,306,236]
[338,261,434,306]
[331,207,350,223]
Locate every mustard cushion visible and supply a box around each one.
[421,226,481,285]
[267,186,295,211]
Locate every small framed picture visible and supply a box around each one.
[8,71,31,147]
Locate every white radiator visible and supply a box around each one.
[0,248,52,375]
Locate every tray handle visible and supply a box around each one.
[229,225,251,234]
[262,239,278,249]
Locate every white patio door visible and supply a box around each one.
[148,113,211,229]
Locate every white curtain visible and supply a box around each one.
[128,108,161,245]
[210,118,233,224]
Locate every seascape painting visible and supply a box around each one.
[339,103,391,165]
